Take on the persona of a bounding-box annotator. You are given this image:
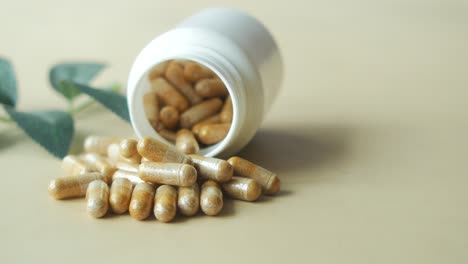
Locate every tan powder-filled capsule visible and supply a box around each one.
[159,106,179,130]
[179,98,223,129]
[139,162,197,187]
[165,62,202,105]
[191,114,221,136]
[148,61,168,80]
[109,178,133,214]
[176,129,199,155]
[48,172,106,200]
[221,176,262,202]
[189,154,233,182]
[227,157,280,195]
[154,185,178,223]
[61,155,93,176]
[178,184,200,216]
[112,170,144,185]
[184,62,213,82]
[119,139,139,158]
[86,180,109,218]
[115,161,139,173]
[195,78,229,98]
[129,182,155,221]
[81,153,116,183]
[108,143,141,164]
[84,136,122,155]
[198,123,231,145]
[157,127,177,143]
[137,137,192,164]
[151,78,189,112]
[220,96,233,123]
[143,91,159,127]
[200,181,223,216]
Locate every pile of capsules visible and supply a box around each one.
[48,136,280,222]
[143,59,232,149]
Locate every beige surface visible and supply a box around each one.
[1,0,467,263]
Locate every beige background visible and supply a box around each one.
[1,0,467,263]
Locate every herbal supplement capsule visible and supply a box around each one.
[48,172,106,200]
[159,106,179,130]
[220,96,233,123]
[143,91,159,127]
[221,176,262,201]
[227,157,280,195]
[176,129,199,155]
[129,182,155,220]
[200,181,223,216]
[109,178,133,214]
[165,62,202,105]
[178,184,200,216]
[184,62,213,82]
[198,123,230,145]
[139,162,197,187]
[195,78,228,98]
[137,137,192,164]
[189,154,233,182]
[115,161,139,173]
[148,61,168,80]
[112,170,144,185]
[81,153,116,182]
[151,78,189,112]
[179,98,223,129]
[119,139,138,158]
[156,127,177,143]
[86,180,109,218]
[191,114,221,136]
[84,136,122,155]
[154,185,177,223]
[61,155,93,176]
[108,143,141,164]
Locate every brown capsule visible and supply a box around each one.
[86,180,109,218]
[195,78,228,98]
[154,185,178,223]
[108,143,141,164]
[109,178,133,214]
[139,162,197,187]
[191,114,221,136]
[119,139,139,158]
[179,98,223,129]
[155,124,177,143]
[159,106,179,130]
[220,96,233,123]
[178,184,200,216]
[84,136,122,155]
[221,177,262,201]
[81,153,116,183]
[165,62,202,105]
[48,172,106,200]
[136,137,192,164]
[184,62,213,82]
[129,182,155,221]
[189,154,233,182]
[176,129,199,155]
[115,161,139,173]
[227,157,280,195]
[200,181,223,216]
[61,155,93,176]
[151,78,189,112]
[112,170,144,185]
[148,61,168,80]
[198,123,231,145]
[143,91,159,127]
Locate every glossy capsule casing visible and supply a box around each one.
[200,181,223,216]
[165,62,202,105]
[136,137,193,164]
[155,124,177,143]
[112,170,144,185]
[109,178,133,214]
[154,185,178,223]
[84,136,122,155]
[189,154,233,182]
[176,129,199,155]
[221,177,262,201]
[81,153,116,182]
[151,78,189,112]
[198,123,231,145]
[148,61,168,80]
[115,161,139,173]
[178,184,200,216]
[159,105,179,130]
[194,78,228,98]
[61,155,92,176]
[48,172,106,200]
[220,96,233,123]
[191,114,221,136]
[119,139,139,158]
[143,91,159,127]
[227,157,280,195]
[129,182,155,221]
[184,62,213,82]
[86,180,109,218]
[139,162,197,187]
[179,98,223,129]
[108,143,141,164]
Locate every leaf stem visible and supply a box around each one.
[68,83,122,116]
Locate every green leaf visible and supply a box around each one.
[0,58,17,107]
[49,63,106,101]
[4,106,74,158]
[71,82,130,122]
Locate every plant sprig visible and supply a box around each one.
[0,57,130,158]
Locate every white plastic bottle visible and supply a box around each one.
[127,8,283,157]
